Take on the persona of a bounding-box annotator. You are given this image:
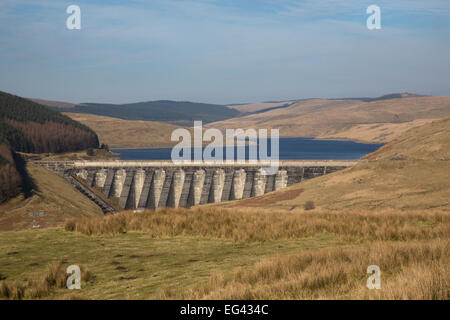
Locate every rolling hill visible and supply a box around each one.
[213,117,450,211]
[227,101,295,114]
[64,113,191,148]
[52,100,240,126]
[208,96,450,143]
[27,98,77,109]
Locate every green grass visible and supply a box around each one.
[0,228,342,299]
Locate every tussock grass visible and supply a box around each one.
[0,262,93,300]
[63,208,449,299]
[65,208,449,243]
[304,201,315,210]
[159,240,449,299]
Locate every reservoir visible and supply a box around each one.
[112,138,382,160]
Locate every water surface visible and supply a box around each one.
[112,138,382,160]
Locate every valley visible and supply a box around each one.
[0,90,448,301]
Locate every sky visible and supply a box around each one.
[0,0,449,104]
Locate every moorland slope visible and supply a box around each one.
[214,117,450,211]
[208,96,450,143]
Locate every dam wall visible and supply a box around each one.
[35,160,356,212]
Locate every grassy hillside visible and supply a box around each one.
[0,208,447,299]
[317,118,438,143]
[0,163,103,231]
[208,96,450,143]
[54,100,240,126]
[214,118,450,211]
[364,117,450,161]
[64,113,190,148]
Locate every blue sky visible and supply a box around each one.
[0,0,449,104]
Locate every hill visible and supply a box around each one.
[0,91,100,203]
[227,101,295,114]
[364,117,450,161]
[53,100,240,126]
[64,113,189,148]
[208,96,450,143]
[27,98,77,109]
[0,163,103,231]
[0,91,99,154]
[1,96,447,301]
[213,117,450,211]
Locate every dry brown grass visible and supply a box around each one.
[216,117,450,212]
[159,240,449,300]
[364,117,450,161]
[64,112,190,148]
[318,118,439,143]
[0,262,94,300]
[65,208,449,243]
[208,97,450,143]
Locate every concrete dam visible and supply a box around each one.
[36,160,357,213]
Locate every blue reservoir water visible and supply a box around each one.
[112,138,382,160]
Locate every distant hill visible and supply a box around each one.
[214,117,450,211]
[227,101,295,114]
[364,92,428,102]
[227,93,427,115]
[0,91,99,203]
[64,112,190,148]
[52,100,240,126]
[27,98,77,109]
[208,96,450,143]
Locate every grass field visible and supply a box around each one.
[0,208,447,299]
[0,225,341,299]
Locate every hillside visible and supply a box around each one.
[0,163,103,231]
[364,117,450,161]
[213,118,450,211]
[27,98,77,109]
[227,101,294,114]
[0,91,100,203]
[317,118,438,143]
[0,91,99,154]
[208,96,450,143]
[53,100,240,126]
[64,113,189,148]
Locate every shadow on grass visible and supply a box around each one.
[13,152,38,198]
